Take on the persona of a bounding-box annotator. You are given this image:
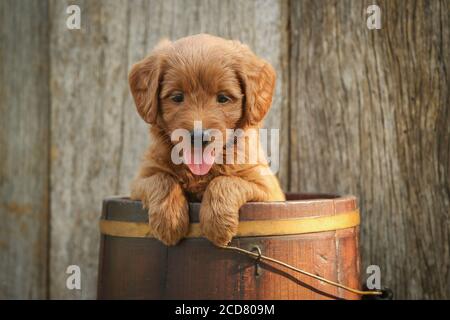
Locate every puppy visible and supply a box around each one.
[129,34,285,247]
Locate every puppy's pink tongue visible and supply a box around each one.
[183,148,215,176]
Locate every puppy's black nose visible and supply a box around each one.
[190,130,211,147]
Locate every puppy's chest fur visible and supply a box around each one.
[176,166,221,201]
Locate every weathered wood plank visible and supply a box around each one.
[49,0,132,299]
[2,0,448,300]
[289,0,449,299]
[0,0,50,299]
[49,0,288,299]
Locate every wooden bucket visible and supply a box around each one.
[97,193,361,300]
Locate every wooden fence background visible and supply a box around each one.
[0,0,448,299]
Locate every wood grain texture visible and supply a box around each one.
[49,0,288,299]
[289,0,449,299]
[3,0,448,300]
[49,0,134,299]
[0,0,50,299]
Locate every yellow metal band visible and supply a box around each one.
[99,210,360,238]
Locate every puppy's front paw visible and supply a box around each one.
[147,198,189,246]
[133,174,189,246]
[200,183,240,246]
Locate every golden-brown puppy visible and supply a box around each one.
[129,34,285,247]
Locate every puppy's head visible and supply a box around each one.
[129,34,276,174]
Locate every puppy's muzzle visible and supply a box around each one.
[190,129,212,147]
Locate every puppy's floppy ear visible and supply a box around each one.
[235,44,276,127]
[128,39,171,124]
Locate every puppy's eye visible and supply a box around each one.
[217,94,230,104]
[171,93,184,103]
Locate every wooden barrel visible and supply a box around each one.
[97,193,361,300]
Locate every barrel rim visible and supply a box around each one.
[101,192,358,223]
[99,210,360,238]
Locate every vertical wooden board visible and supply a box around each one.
[0,0,50,299]
[165,239,242,299]
[239,235,340,300]
[289,0,449,299]
[98,237,167,299]
[49,0,132,299]
[50,0,287,299]
[336,228,360,300]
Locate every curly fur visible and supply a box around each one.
[129,34,285,246]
